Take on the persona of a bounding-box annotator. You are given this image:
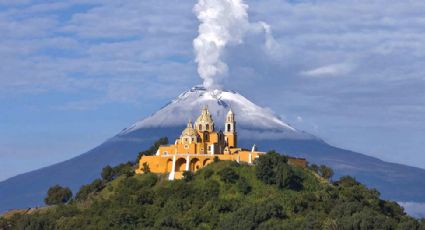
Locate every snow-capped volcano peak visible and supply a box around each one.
[122,86,315,140]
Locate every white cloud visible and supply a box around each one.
[301,63,354,77]
[398,202,425,218]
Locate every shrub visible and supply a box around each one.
[334,176,360,187]
[44,185,73,205]
[101,165,115,181]
[136,190,154,205]
[203,168,214,179]
[319,165,334,180]
[218,201,286,229]
[218,167,239,183]
[237,177,251,195]
[199,180,220,199]
[112,162,134,178]
[310,164,319,174]
[75,179,104,201]
[183,171,194,182]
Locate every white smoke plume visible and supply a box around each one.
[193,0,279,89]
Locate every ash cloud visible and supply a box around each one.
[193,0,278,89]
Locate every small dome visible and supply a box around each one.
[182,120,197,137]
[182,127,197,137]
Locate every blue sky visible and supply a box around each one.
[0,0,425,182]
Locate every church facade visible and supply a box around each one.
[136,106,306,180]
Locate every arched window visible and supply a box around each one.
[227,124,231,132]
[199,124,202,131]
[206,124,210,130]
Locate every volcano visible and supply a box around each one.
[1,86,425,213]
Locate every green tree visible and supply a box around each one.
[44,185,73,205]
[256,151,302,190]
[255,151,280,184]
[275,162,292,188]
[310,164,319,174]
[335,176,360,187]
[319,165,334,180]
[101,165,115,181]
[75,179,104,201]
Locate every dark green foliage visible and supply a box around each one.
[213,156,220,162]
[334,175,360,187]
[398,217,420,230]
[236,177,251,194]
[218,201,286,229]
[75,179,105,201]
[319,165,334,180]
[136,137,168,161]
[218,167,239,183]
[310,163,319,174]
[142,173,158,187]
[182,171,194,182]
[256,151,302,190]
[203,168,214,179]
[4,154,422,230]
[112,161,135,178]
[100,162,135,184]
[101,165,114,181]
[44,185,72,205]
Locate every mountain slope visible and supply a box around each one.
[1,86,425,214]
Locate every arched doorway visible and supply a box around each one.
[203,158,212,166]
[190,158,202,171]
[175,158,187,172]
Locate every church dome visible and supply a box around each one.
[195,106,215,132]
[195,106,214,124]
[182,126,197,136]
[182,120,197,137]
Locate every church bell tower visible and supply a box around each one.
[224,109,237,147]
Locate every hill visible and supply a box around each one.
[1,152,424,229]
[1,86,425,215]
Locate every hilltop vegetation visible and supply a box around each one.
[1,148,424,229]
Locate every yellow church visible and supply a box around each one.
[136,106,306,180]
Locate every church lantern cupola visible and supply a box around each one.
[195,106,214,132]
[181,119,198,144]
